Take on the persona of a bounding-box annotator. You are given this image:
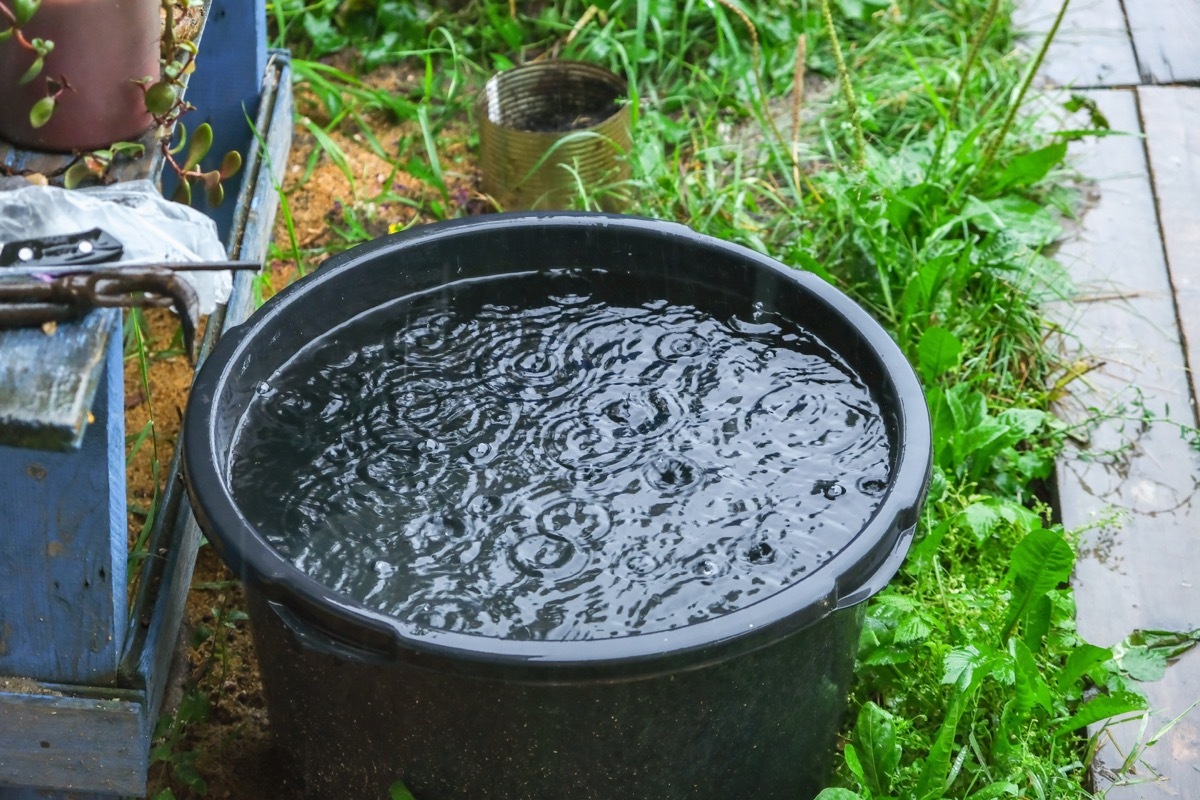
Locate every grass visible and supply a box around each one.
[147,0,1195,796]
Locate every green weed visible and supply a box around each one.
[247,1,1197,798]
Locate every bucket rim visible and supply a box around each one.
[183,211,932,678]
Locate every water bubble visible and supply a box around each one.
[467,494,503,517]
[812,479,846,499]
[745,539,777,565]
[510,533,586,579]
[255,381,272,396]
[537,499,612,544]
[550,292,591,307]
[418,438,447,457]
[408,598,478,633]
[624,552,659,577]
[468,442,493,461]
[857,477,887,496]
[645,454,700,493]
[412,513,468,546]
[654,331,709,360]
[373,560,397,578]
[696,558,720,577]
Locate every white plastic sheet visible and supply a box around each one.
[0,180,230,314]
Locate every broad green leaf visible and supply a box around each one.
[835,0,864,19]
[917,326,962,382]
[389,781,417,800]
[1022,594,1052,651]
[1127,628,1200,659]
[843,742,867,788]
[1063,93,1111,130]
[915,694,966,800]
[815,790,865,800]
[894,612,933,644]
[961,501,1001,540]
[854,702,901,797]
[28,95,54,128]
[943,644,999,692]
[966,782,1020,800]
[966,195,1063,248]
[1056,691,1147,736]
[1112,628,1200,681]
[1002,528,1074,638]
[996,408,1046,439]
[173,760,206,793]
[1012,639,1052,715]
[1059,643,1113,691]
[994,142,1067,191]
[1116,645,1169,682]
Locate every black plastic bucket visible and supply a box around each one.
[183,213,931,800]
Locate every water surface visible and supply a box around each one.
[231,269,891,640]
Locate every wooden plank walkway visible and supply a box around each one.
[1018,1,1200,797]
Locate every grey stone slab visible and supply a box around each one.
[1014,0,1141,88]
[1049,88,1200,798]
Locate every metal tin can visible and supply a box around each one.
[478,61,633,211]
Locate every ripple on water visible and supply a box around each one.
[230,269,892,641]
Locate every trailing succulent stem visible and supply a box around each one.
[0,0,62,129]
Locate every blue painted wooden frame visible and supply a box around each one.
[0,11,289,793]
[162,0,270,244]
[0,310,126,686]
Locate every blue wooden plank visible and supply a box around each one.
[0,311,125,684]
[0,686,144,797]
[0,312,111,452]
[165,0,268,242]
[226,51,293,273]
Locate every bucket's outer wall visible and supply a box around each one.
[183,213,933,800]
[246,587,864,800]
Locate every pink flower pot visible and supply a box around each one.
[0,0,160,152]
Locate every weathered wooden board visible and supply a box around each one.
[0,315,126,684]
[0,311,112,452]
[1122,1,1200,85]
[1013,0,1140,88]
[1048,88,1200,799]
[0,688,144,797]
[1139,86,1200,415]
